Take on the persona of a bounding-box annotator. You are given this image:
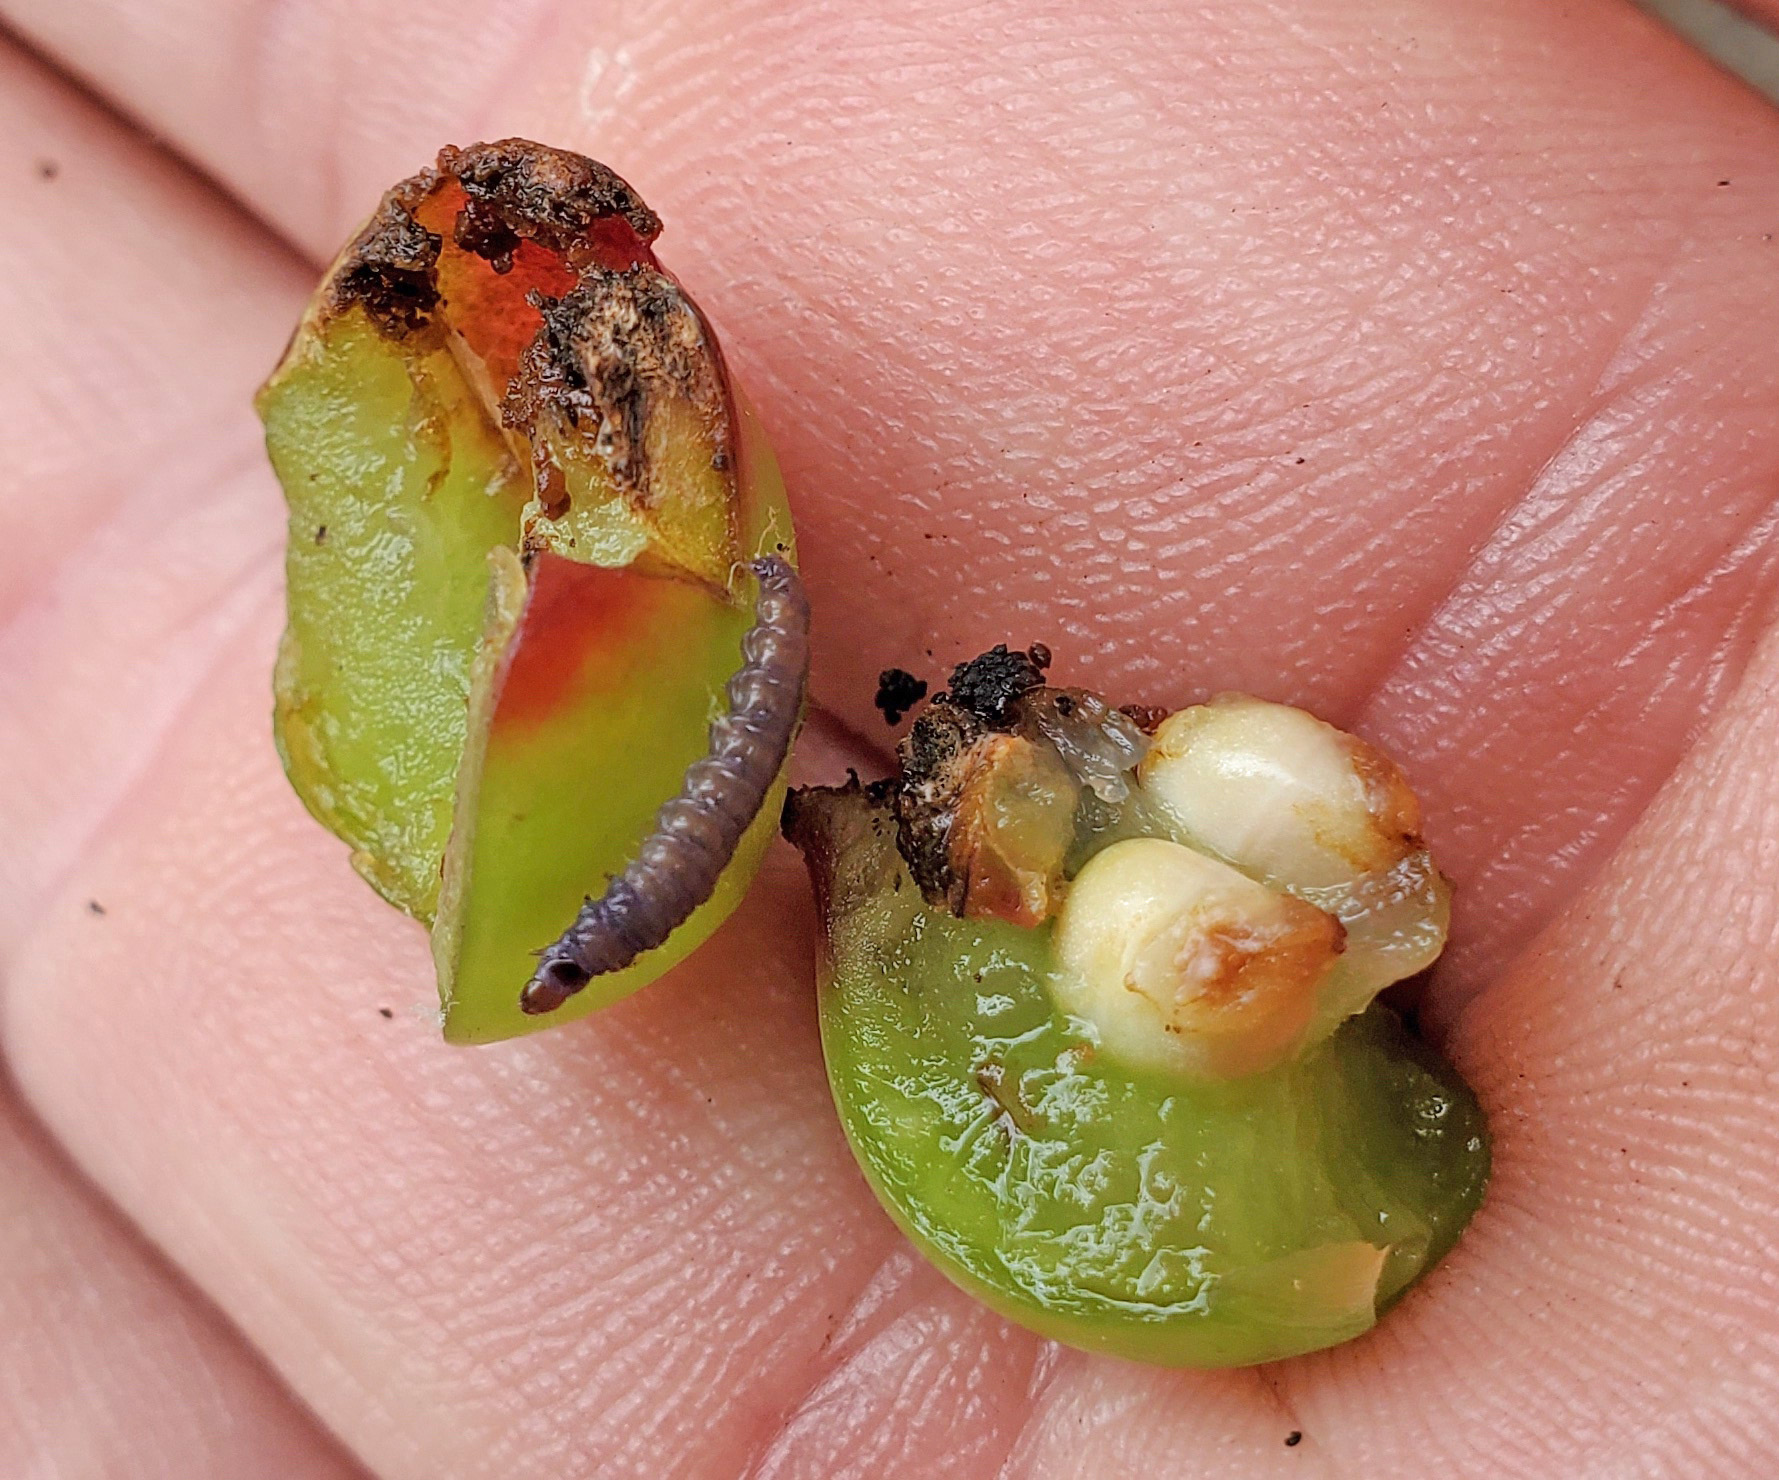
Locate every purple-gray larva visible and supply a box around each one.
[520,554,810,1013]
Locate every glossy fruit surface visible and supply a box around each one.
[787,776,1488,1367]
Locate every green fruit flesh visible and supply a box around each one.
[263,311,525,919]
[796,786,1489,1366]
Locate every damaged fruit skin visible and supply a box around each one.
[785,648,1488,1366]
[258,141,797,1043]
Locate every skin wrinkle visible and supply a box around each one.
[741,1252,1040,1480]
[3,0,1779,1472]
[1358,314,1779,1010]
[997,1360,1339,1479]
[1270,631,1779,1478]
[994,1342,1103,1480]
[1733,0,1779,32]
[0,439,286,959]
[725,1195,1045,1477]
[0,1064,365,1479]
[246,0,347,238]
[0,47,373,1477]
[0,69,306,623]
[1346,212,1696,723]
[441,0,579,148]
[0,46,311,965]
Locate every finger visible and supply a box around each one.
[0,35,307,956]
[1281,615,1779,1473]
[0,33,370,1477]
[746,1247,1043,1479]
[8,0,1779,1012]
[0,1076,363,1478]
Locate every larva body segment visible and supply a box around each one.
[521,554,810,1012]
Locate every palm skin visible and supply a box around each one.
[3,0,1779,1475]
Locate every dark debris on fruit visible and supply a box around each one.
[873,667,928,726]
[942,643,1051,725]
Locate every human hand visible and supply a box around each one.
[3,1,1779,1474]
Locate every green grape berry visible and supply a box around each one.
[784,648,1488,1365]
[257,141,798,1043]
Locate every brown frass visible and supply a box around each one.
[443,139,662,264]
[886,642,1052,907]
[502,268,730,501]
[893,697,990,912]
[874,667,929,726]
[322,138,664,339]
[943,643,1051,725]
[317,138,736,521]
[327,195,443,336]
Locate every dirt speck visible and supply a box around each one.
[874,667,928,726]
[1117,703,1169,733]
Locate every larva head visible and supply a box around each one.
[258,140,798,1043]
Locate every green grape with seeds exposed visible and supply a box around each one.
[784,646,1488,1366]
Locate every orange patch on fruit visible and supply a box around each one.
[491,555,693,732]
[413,180,661,397]
[441,238,574,393]
[415,183,571,393]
